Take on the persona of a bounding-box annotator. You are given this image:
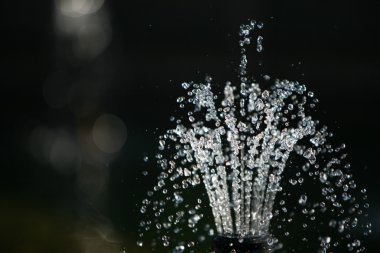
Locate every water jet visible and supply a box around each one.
[137,20,371,253]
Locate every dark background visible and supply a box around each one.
[1,0,379,252]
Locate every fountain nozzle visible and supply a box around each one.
[212,235,270,253]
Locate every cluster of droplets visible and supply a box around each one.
[270,135,371,252]
[136,20,371,253]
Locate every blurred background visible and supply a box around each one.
[1,0,379,252]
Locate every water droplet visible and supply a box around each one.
[263,75,271,81]
[257,36,264,52]
[298,194,308,206]
[182,82,190,89]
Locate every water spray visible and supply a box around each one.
[137,20,370,253]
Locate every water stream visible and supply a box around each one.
[137,20,371,253]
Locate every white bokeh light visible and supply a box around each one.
[29,127,81,173]
[55,0,112,59]
[49,133,81,173]
[92,114,127,153]
[55,0,105,17]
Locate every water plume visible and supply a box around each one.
[137,20,370,253]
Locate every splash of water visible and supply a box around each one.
[137,20,371,252]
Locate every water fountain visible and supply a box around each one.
[137,20,371,253]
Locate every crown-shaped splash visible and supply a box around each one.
[137,20,370,253]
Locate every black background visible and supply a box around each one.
[1,0,379,252]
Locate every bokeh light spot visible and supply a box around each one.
[55,0,105,17]
[92,114,127,153]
